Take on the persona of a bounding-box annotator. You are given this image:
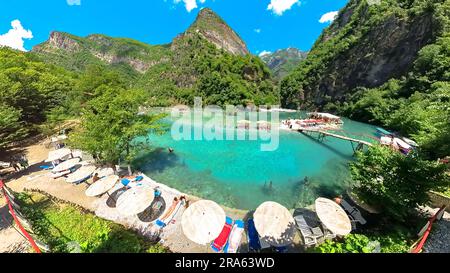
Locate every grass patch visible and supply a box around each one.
[17,192,168,253]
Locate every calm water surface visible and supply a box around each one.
[134,112,378,210]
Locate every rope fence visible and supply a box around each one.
[0,180,42,253]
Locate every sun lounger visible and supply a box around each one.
[51,170,71,179]
[247,218,261,252]
[294,215,321,247]
[40,165,54,170]
[211,217,233,253]
[259,236,271,249]
[155,199,184,228]
[340,199,367,225]
[224,220,245,253]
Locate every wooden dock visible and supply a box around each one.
[298,128,374,153]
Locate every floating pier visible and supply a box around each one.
[298,128,374,154]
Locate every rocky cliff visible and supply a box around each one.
[32,8,276,107]
[178,8,249,56]
[280,0,446,108]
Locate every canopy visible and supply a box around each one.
[181,200,226,245]
[308,112,341,120]
[315,198,352,236]
[116,186,154,216]
[85,175,119,197]
[52,158,81,173]
[253,201,296,247]
[66,165,96,184]
[46,148,72,162]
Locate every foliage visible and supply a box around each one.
[350,145,449,220]
[314,234,377,253]
[17,192,167,253]
[69,87,167,167]
[313,232,412,253]
[280,0,449,160]
[0,104,27,151]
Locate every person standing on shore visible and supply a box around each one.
[10,157,21,172]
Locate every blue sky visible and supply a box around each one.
[0,0,348,55]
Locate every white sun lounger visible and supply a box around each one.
[224,220,245,253]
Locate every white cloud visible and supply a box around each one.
[174,0,206,12]
[259,50,272,57]
[0,20,33,52]
[67,0,81,5]
[267,0,301,16]
[319,11,339,24]
[254,29,261,34]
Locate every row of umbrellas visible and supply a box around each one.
[181,198,352,247]
[45,148,352,248]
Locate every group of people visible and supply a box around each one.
[10,154,29,173]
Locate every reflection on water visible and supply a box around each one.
[133,112,378,210]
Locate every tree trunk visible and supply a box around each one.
[127,165,132,176]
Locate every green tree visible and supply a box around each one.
[69,87,166,173]
[0,104,27,152]
[350,146,449,220]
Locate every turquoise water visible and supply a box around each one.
[134,112,378,210]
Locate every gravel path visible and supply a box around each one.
[421,207,450,253]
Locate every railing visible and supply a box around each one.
[0,180,42,253]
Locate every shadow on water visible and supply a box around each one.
[133,148,180,174]
[301,133,353,160]
[137,197,166,223]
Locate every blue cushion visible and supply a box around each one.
[135,176,144,182]
[121,178,130,186]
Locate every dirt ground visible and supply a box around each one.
[0,193,30,253]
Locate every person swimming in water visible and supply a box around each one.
[168,148,174,153]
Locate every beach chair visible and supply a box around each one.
[247,218,262,252]
[39,164,54,170]
[211,217,233,253]
[340,199,367,225]
[294,215,320,247]
[155,199,184,228]
[224,220,245,253]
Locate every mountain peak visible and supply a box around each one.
[185,8,249,56]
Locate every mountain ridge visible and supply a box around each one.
[260,48,308,80]
[32,8,278,107]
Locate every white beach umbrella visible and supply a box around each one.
[85,175,119,197]
[52,158,81,173]
[181,200,226,245]
[95,167,115,178]
[116,185,154,216]
[253,201,296,247]
[315,197,352,236]
[66,165,96,184]
[46,148,72,162]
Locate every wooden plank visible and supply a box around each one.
[299,129,374,147]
